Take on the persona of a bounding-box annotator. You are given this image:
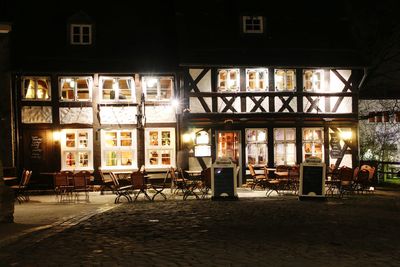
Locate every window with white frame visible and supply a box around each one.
[59,77,92,101]
[242,16,264,33]
[142,76,174,101]
[218,69,240,92]
[246,68,268,91]
[101,129,137,169]
[99,77,135,102]
[145,128,175,168]
[22,77,51,100]
[246,129,268,166]
[70,24,92,45]
[274,69,296,91]
[61,129,93,170]
[274,128,296,166]
[303,69,324,91]
[303,128,324,161]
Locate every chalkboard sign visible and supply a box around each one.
[30,135,43,160]
[299,163,326,199]
[329,133,342,159]
[211,159,238,200]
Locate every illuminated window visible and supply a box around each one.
[303,70,324,91]
[22,77,51,100]
[246,68,268,91]
[274,128,296,166]
[142,76,174,101]
[59,77,92,101]
[101,130,137,169]
[70,24,92,45]
[302,128,324,161]
[145,128,175,168]
[275,69,296,91]
[218,69,240,92]
[246,129,268,166]
[242,16,264,33]
[194,131,211,157]
[61,129,93,170]
[99,77,135,102]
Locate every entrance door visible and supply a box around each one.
[216,131,242,185]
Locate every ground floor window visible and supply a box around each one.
[246,128,267,166]
[274,128,296,166]
[60,128,93,170]
[302,128,324,161]
[145,128,175,169]
[101,129,137,169]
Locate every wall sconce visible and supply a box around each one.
[182,133,192,143]
[340,130,352,142]
[53,130,61,143]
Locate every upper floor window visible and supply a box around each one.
[99,77,135,102]
[70,24,92,45]
[246,68,268,91]
[275,69,296,91]
[22,77,51,100]
[59,77,93,101]
[303,69,324,91]
[218,69,240,92]
[242,16,264,34]
[142,76,174,101]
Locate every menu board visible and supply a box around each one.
[211,159,238,200]
[329,133,342,159]
[30,136,43,160]
[299,163,326,199]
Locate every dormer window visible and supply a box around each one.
[242,16,264,34]
[70,24,92,45]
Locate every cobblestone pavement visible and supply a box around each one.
[0,189,400,267]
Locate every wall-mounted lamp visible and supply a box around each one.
[340,130,352,142]
[53,130,61,143]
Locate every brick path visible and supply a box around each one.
[0,190,400,266]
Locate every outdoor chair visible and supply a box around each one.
[150,169,169,201]
[109,172,133,203]
[354,169,371,194]
[262,167,281,197]
[338,166,355,198]
[200,167,212,199]
[179,168,200,200]
[131,170,151,201]
[54,172,74,202]
[10,169,32,204]
[248,164,266,190]
[72,171,91,202]
[99,170,114,195]
[170,167,187,196]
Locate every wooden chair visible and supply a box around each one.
[99,170,115,195]
[54,172,74,202]
[10,169,32,204]
[170,167,186,196]
[131,170,151,201]
[338,166,355,198]
[150,169,169,201]
[200,167,212,199]
[72,171,91,202]
[262,167,281,197]
[248,164,266,190]
[109,172,133,203]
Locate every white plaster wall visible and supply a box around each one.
[246,96,269,112]
[60,107,93,124]
[190,97,212,113]
[189,69,211,92]
[303,97,326,113]
[145,105,176,123]
[274,97,297,112]
[21,106,52,124]
[217,98,241,113]
[330,97,352,113]
[329,69,351,92]
[99,106,137,124]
